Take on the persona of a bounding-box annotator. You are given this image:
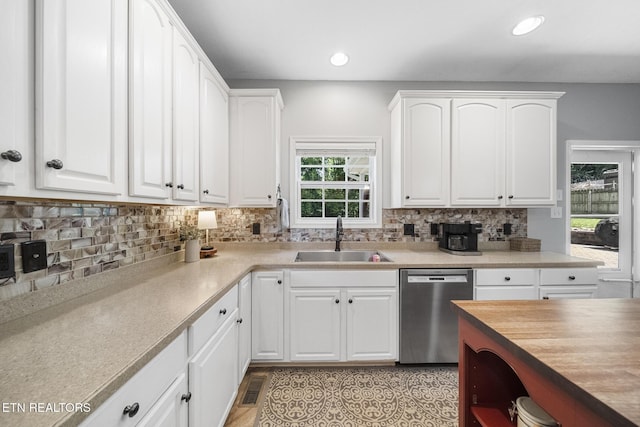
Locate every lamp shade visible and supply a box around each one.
[197,210,217,229]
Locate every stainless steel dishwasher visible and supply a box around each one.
[399,269,473,364]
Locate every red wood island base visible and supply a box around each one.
[452,299,640,427]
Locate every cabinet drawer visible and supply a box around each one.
[475,269,538,286]
[475,286,536,300]
[189,285,238,356]
[290,269,397,287]
[539,285,597,299]
[540,268,597,285]
[80,332,187,427]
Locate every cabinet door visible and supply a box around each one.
[129,0,172,199]
[402,99,450,206]
[346,289,397,361]
[189,314,239,427]
[199,63,229,205]
[0,0,31,189]
[172,29,199,202]
[475,286,537,300]
[289,289,341,361]
[451,99,505,206]
[506,99,557,206]
[35,0,126,195]
[251,271,284,360]
[230,95,280,207]
[136,372,189,427]
[539,286,597,300]
[237,274,252,383]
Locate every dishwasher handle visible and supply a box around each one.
[407,275,470,283]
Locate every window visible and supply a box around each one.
[289,137,382,228]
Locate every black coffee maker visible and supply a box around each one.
[438,222,482,255]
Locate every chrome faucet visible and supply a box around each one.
[335,216,344,252]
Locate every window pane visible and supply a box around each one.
[347,202,371,218]
[301,157,322,165]
[324,157,345,166]
[301,188,322,200]
[325,202,345,217]
[347,202,360,218]
[348,189,360,200]
[301,202,323,217]
[570,162,619,268]
[301,167,322,181]
[346,157,370,182]
[325,188,346,200]
[324,167,345,181]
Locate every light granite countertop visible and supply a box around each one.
[0,244,601,427]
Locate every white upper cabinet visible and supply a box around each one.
[229,89,283,207]
[171,29,200,202]
[451,96,560,207]
[199,63,229,205]
[35,0,127,195]
[388,97,450,207]
[0,0,31,191]
[451,99,506,206]
[389,91,563,208]
[505,99,557,206]
[129,0,173,200]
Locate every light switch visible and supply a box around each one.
[550,207,563,219]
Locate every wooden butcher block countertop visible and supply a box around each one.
[452,298,640,426]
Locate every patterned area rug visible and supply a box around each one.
[256,366,458,427]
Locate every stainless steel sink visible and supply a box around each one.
[294,250,392,263]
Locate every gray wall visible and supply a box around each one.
[229,80,640,252]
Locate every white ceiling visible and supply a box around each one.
[167,0,640,83]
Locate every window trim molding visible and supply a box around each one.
[289,136,383,229]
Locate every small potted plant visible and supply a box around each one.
[179,222,202,263]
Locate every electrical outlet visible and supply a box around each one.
[503,223,512,235]
[550,207,563,219]
[403,224,415,236]
[252,223,261,235]
[0,244,15,279]
[21,240,48,273]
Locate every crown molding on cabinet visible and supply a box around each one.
[388,90,566,110]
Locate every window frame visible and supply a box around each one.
[289,136,382,229]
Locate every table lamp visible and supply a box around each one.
[197,210,217,251]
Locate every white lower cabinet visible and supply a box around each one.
[475,267,599,300]
[136,372,189,427]
[188,311,239,427]
[288,270,398,362]
[539,267,597,299]
[539,286,597,300]
[346,289,397,361]
[289,288,342,361]
[474,268,537,300]
[237,274,252,383]
[251,270,285,360]
[79,332,188,427]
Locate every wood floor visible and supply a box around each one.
[225,368,269,427]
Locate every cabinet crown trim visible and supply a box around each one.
[388,90,565,110]
[229,88,284,109]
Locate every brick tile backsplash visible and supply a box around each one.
[0,201,191,302]
[0,200,527,304]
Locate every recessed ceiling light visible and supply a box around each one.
[512,15,545,36]
[330,52,349,67]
